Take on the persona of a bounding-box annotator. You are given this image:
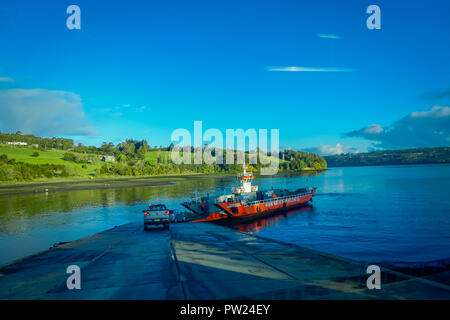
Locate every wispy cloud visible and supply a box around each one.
[316,33,341,39]
[99,103,147,115]
[0,77,15,83]
[266,66,354,72]
[303,143,359,156]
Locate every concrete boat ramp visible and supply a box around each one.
[0,222,449,299]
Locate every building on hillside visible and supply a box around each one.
[101,155,115,162]
[6,142,27,146]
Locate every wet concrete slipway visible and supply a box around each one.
[0,222,449,299]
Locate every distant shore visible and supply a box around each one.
[324,147,450,167]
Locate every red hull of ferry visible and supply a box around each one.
[192,188,316,223]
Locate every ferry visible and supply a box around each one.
[182,165,316,223]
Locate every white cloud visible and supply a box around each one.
[363,124,384,134]
[411,105,450,118]
[345,106,450,149]
[0,77,15,83]
[266,66,354,72]
[0,88,96,136]
[303,143,359,156]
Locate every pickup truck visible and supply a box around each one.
[143,204,171,230]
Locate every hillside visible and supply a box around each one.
[0,132,327,182]
[324,147,450,167]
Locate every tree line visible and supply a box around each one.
[279,149,327,171]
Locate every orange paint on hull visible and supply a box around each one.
[210,188,316,220]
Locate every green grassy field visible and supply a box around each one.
[0,145,103,177]
[145,150,171,164]
[2,146,288,166]
[0,146,167,167]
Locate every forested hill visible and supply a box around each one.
[0,131,327,182]
[324,147,450,167]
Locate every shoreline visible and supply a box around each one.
[0,170,326,196]
[0,173,227,196]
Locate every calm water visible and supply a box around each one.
[0,164,449,265]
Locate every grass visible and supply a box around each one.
[145,150,172,164]
[0,146,68,165]
[0,145,104,177]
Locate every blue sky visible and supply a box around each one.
[0,0,449,154]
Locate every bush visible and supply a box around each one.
[62,152,76,162]
[44,169,54,179]
[62,152,89,164]
[0,154,8,163]
[31,151,40,157]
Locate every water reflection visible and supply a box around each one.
[0,176,231,222]
[9,166,450,264]
[3,165,450,264]
[0,172,324,265]
[233,205,314,232]
[0,172,323,223]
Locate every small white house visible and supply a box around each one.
[6,142,27,146]
[102,155,115,162]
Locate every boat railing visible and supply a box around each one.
[243,191,311,206]
[238,171,254,177]
[185,197,202,204]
